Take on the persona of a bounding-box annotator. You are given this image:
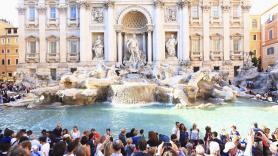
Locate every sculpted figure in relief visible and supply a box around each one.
[166,34,178,57]
[92,8,104,23]
[92,36,104,59]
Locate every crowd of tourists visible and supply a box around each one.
[0,82,29,104]
[0,122,277,156]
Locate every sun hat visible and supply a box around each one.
[223,142,236,153]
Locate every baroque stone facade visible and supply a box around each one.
[17,0,251,80]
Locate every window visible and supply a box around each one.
[233,40,240,52]
[214,66,220,71]
[2,59,4,65]
[30,41,36,53]
[50,7,56,19]
[70,40,78,53]
[2,49,4,53]
[269,30,273,40]
[267,47,274,55]
[7,49,10,53]
[16,59,18,64]
[191,6,199,18]
[7,29,11,34]
[252,19,257,28]
[7,59,10,65]
[211,6,219,18]
[49,41,57,53]
[16,49,18,53]
[212,39,221,51]
[14,29,17,34]
[253,35,256,40]
[191,39,200,52]
[8,73,12,77]
[70,5,77,20]
[233,5,241,18]
[29,7,35,21]
[193,67,200,72]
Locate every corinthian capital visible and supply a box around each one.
[37,5,47,14]
[17,6,26,15]
[78,0,90,8]
[154,0,164,8]
[177,0,189,8]
[241,0,251,11]
[105,0,115,8]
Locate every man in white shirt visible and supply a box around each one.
[172,122,180,140]
[39,136,50,156]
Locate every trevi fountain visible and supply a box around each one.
[1,33,278,135]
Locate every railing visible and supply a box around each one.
[230,51,243,60]
[47,18,60,27]
[190,51,202,61]
[47,53,60,62]
[210,51,223,61]
[67,52,80,62]
[25,53,39,63]
[67,18,80,27]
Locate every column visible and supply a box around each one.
[59,0,67,63]
[104,1,116,62]
[242,3,251,61]
[38,1,46,63]
[142,33,146,54]
[147,26,153,63]
[117,31,123,63]
[79,1,91,62]
[153,0,165,62]
[202,4,210,61]
[223,5,230,61]
[179,1,190,61]
[17,1,26,64]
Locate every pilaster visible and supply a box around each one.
[37,3,47,63]
[223,3,230,61]
[58,1,67,63]
[242,2,251,59]
[202,4,210,61]
[17,6,26,64]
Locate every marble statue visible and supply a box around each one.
[92,36,104,59]
[125,34,146,70]
[166,34,177,57]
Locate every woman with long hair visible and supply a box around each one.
[179,123,189,147]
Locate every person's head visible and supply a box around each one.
[205,126,211,133]
[104,142,113,156]
[254,123,258,128]
[106,128,111,135]
[26,130,32,136]
[63,128,69,134]
[89,133,94,140]
[140,129,144,135]
[170,134,178,142]
[18,136,29,144]
[212,131,218,139]
[231,125,237,131]
[121,128,126,134]
[127,138,133,145]
[7,145,28,156]
[223,142,237,155]
[73,126,78,132]
[41,129,47,136]
[179,123,186,131]
[137,139,147,151]
[4,128,13,137]
[81,136,88,145]
[74,145,85,156]
[175,122,180,128]
[162,149,178,156]
[20,141,31,156]
[38,136,47,144]
[52,142,67,156]
[67,142,77,154]
[192,123,197,129]
[195,145,205,156]
[112,140,122,153]
[56,123,62,129]
[209,142,220,156]
[148,131,158,141]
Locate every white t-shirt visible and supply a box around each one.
[41,143,50,156]
[71,131,81,140]
[95,143,104,156]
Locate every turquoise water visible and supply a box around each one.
[0,99,277,137]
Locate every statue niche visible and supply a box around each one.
[92,36,104,60]
[166,34,178,58]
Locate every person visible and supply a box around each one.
[39,136,50,156]
[209,141,220,156]
[95,136,107,156]
[124,138,135,156]
[19,141,31,156]
[52,142,66,156]
[230,126,240,142]
[133,139,150,156]
[31,145,42,156]
[189,123,199,146]
[172,122,180,140]
[111,140,123,156]
[147,131,160,147]
[195,145,205,156]
[223,142,244,156]
[126,128,136,138]
[119,128,127,146]
[93,36,104,59]
[7,145,28,156]
[80,136,91,156]
[105,129,112,140]
[87,133,95,156]
[212,132,224,154]
[63,142,76,156]
[204,126,212,150]
[269,141,278,156]
[179,123,188,148]
[53,123,62,138]
[70,126,80,140]
[166,34,178,57]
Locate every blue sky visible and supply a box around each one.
[0,0,277,26]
